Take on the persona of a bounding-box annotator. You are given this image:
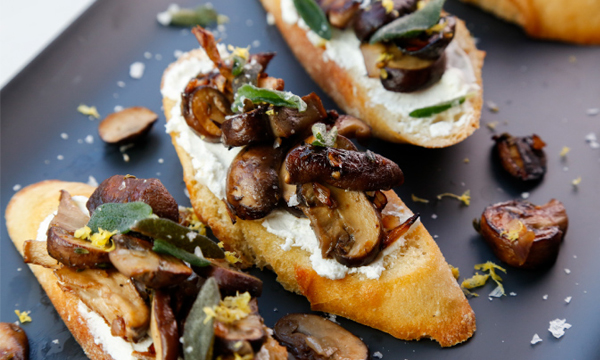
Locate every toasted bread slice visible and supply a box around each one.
[162,48,476,346]
[259,0,485,148]
[460,0,600,44]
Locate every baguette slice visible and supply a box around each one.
[162,50,476,346]
[460,0,600,44]
[260,0,485,148]
[5,180,116,360]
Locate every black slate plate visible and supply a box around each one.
[2,0,599,359]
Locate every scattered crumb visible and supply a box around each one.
[52,339,59,344]
[325,313,338,323]
[85,135,94,144]
[488,297,493,301]
[548,318,571,338]
[57,155,64,160]
[543,294,548,300]
[157,3,179,26]
[266,12,275,25]
[486,121,499,131]
[117,81,126,88]
[114,105,124,112]
[60,133,69,140]
[129,62,145,79]
[77,104,100,119]
[509,292,517,296]
[273,308,278,312]
[433,234,439,238]
[564,268,571,274]
[373,351,383,359]
[144,51,152,59]
[174,50,183,58]
[531,333,542,345]
[565,296,572,304]
[431,213,438,219]
[123,153,130,162]
[571,177,582,187]
[158,158,164,164]
[585,132,599,149]
[486,101,499,113]
[587,108,599,116]
[17,268,22,271]
[87,176,98,187]
[559,146,570,157]
[568,55,577,63]
[252,39,261,48]
[12,184,21,191]
[463,158,470,163]
[449,265,460,280]
[184,188,190,198]
[521,192,530,199]
[411,194,429,203]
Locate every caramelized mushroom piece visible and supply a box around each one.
[382,213,419,249]
[23,240,60,269]
[98,107,158,144]
[193,259,263,297]
[192,26,232,80]
[51,190,90,233]
[268,93,328,139]
[221,107,272,147]
[381,52,447,93]
[479,199,568,269]
[493,133,547,181]
[182,82,233,142]
[214,313,266,355]
[0,322,29,360]
[317,0,361,28]
[353,0,418,42]
[393,16,456,60]
[87,175,179,222]
[109,234,192,288]
[274,314,368,360]
[285,144,403,191]
[333,115,372,143]
[56,267,150,342]
[47,226,112,269]
[226,144,283,220]
[151,291,179,360]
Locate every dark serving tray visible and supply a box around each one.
[2,0,599,358]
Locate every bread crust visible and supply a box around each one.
[162,54,476,346]
[259,0,485,148]
[460,0,600,44]
[5,180,115,360]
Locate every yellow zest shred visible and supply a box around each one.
[217,241,225,249]
[437,190,470,206]
[380,68,388,79]
[499,219,525,242]
[572,177,582,186]
[376,52,393,66]
[486,121,499,131]
[77,104,100,119]
[463,158,470,163]
[76,226,116,251]
[560,146,570,157]
[15,310,32,323]
[449,265,460,280]
[225,251,242,265]
[426,20,446,34]
[265,108,275,116]
[411,194,429,204]
[475,261,507,295]
[203,292,252,325]
[461,273,489,290]
[416,0,426,10]
[381,0,394,14]
[74,226,92,240]
[228,45,250,60]
[184,208,206,234]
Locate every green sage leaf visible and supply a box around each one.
[131,217,224,259]
[409,94,467,118]
[311,123,338,147]
[231,55,246,77]
[87,202,153,234]
[183,277,220,360]
[152,239,211,268]
[293,0,332,40]
[169,5,229,27]
[370,0,445,44]
[231,84,307,113]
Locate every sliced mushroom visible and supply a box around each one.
[109,234,192,288]
[214,313,266,354]
[50,190,90,233]
[479,199,568,269]
[249,52,276,72]
[274,314,368,360]
[192,26,233,81]
[269,93,328,139]
[333,115,372,143]
[193,259,263,297]
[0,322,29,360]
[87,175,179,222]
[182,81,233,142]
[226,144,283,220]
[56,267,150,342]
[221,107,273,147]
[151,290,179,360]
[317,0,361,28]
[353,0,418,42]
[23,240,60,269]
[382,213,419,249]
[47,225,112,269]
[381,52,447,92]
[98,107,158,144]
[393,16,456,60]
[284,145,403,191]
[493,133,547,181]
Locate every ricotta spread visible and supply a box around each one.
[280,1,479,139]
[36,196,152,359]
[162,48,419,280]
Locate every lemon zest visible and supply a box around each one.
[203,292,252,325]
[437,190,470,206]
[411,194,429,204]
[416,0,426,10]
[228,45,250,60]
[184,208,205,234]
[463,158,470,163]
[77,104,100,119]
[74,226,92,240]
[475,261,507,295]
[499,220,525,242]
[486,121,499,131]
[461,273,489,289]
[381,0,394,13]
[559,146,570,157]
[225,251,242,265]
[426,20,446,34]
[449,265,460,280]
[15,310,32,323]
[572,177,582,186]
[217,241,225,249]
[266,108,275,116]
[380,68,388,79]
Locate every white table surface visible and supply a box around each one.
[0,0,96,87]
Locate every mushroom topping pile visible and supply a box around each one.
[478,199,568,269]
[184,27,412,269]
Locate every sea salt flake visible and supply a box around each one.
[57,155,64,160]
[52,339,59,344]
[61,133,69,139]
[129,62,145,79]
[543,294,548,300]
[509,292,517,296]
[521,192,530,199]
[123,153,130,162]
[13,184,21,191]
[373,351,383,359]
[548,318,571,338]
[530,333,542,345]
[117,81,126,88]
[114,105,124,112]
[585,132,600,149]
[85,135,94,144]
[489,285,504,298]
[266,12,275,25]
[431,214,438,219]
[158,158,164,164]
[586,108,599,116]
[564,268,571,274]
[565,296,572,304]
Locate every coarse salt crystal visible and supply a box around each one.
[548,319,571,338]
[114,105,124,112]
[565,296,572,304]
[13,184,21,191]
[431,213,438,219]
[564,268,571,274]
[530,334,542,345]
[373,351,383,359]
[129,62,145,79]
[158,158,164,164]
[586,108,599,116]
[543,294,548,300]
[85,135,94,144]
[52,339,59,344]
[510,292,517,296]
[585,132,600,149]
[57,155,64,160]
[521,192,529,199]
[61,133,69,140]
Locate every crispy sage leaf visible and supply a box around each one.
[231,55,246,77]
[169,5,228,27]
[231,84,307,113]
[87,202,153,233]
[183,277,220,360]
[152,239,211,268]
[311,123,338,147]
[293,0,332,40]
[131,218,224,259]
[370,0,445,43]
[409,94,467,118]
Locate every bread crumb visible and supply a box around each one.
[129,62,145,79]
[530,333,542,345]
[486,101,499,113]
[486,121,498,131]
[571,177,581,187]
[548,318,571,338]
[585,132,599,149]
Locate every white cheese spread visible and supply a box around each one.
[162,48,419,280]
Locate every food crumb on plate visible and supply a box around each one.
[543,294,548,300]
[12,184,21,191]
[509,292,517,296]
[52,339,59,344]
[129,61,145,79]
[60,133,68,140]
[158,158,164,164]
[373,351,383,359]
[85,135,94,144]
[565,296,572,304]
[57,155,64,160]
[266,12,275,25]
[530,333,542,345]
[564,268,571,274]
[585,132,599,149]
[123,153,130,162]
[114,105,124,112]
[117,81,125,88]
[87,176,98,187]
[521,192,529,199]
[548,318,571,338]
[586,108,599,116]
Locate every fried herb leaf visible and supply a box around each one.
[231,84,307,113]
[87,202,153,234]
[293,0,332,40]
[409,94,467,118]
[183,277,220,360]
[152,239,211,268]
[370,0,445,43]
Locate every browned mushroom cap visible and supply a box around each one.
[56,267,150,342]
[0,322,29,360]
[98,107,158,144]
[285,145,404,191]
[381,52,447,93]
[214,313,266,355]
[317,0,361,28]
[87,175,179,222]
[297,183,384,267]
[274,314,369,360]
[109,234,192,288]
[193,259,263,297]
[220,107,273,147]
[480,199,568,269]
[353,0,418,42]
[393,16,457,60]
[182,80,233,143]
[226,144,283,220]
[493,133,547,181]
[51,190,90,233]
[150,291,179,360]
[47,226,112,268]
[333,115,372,143]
